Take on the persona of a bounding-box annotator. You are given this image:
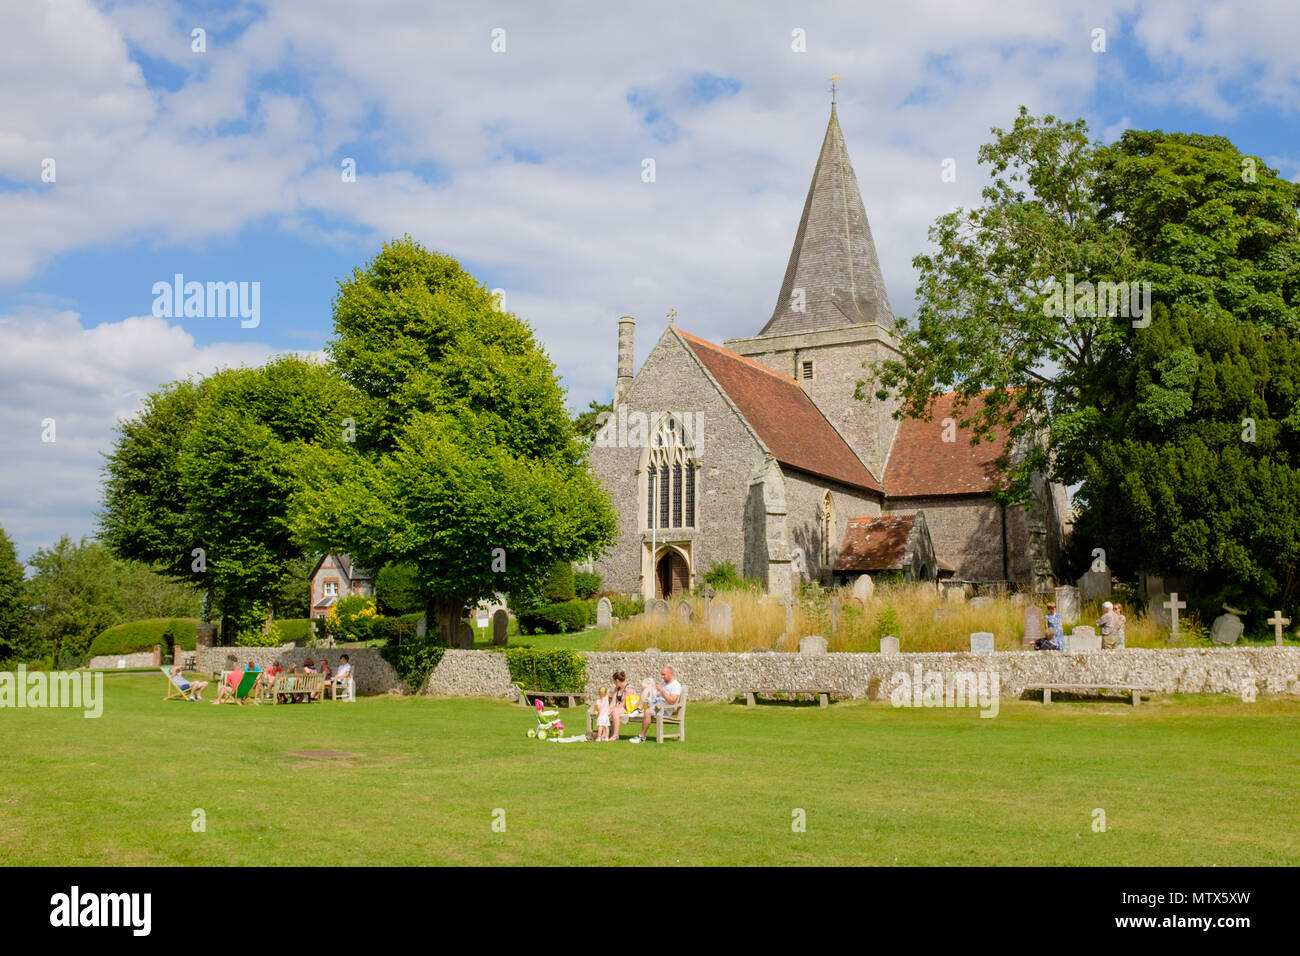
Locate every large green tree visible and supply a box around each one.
[0,525,29,662]
[291,238,617,644]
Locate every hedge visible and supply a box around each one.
[380,640,446,692]
[517,600,590,635]
[504,648,587,692]
[88,619,199,657]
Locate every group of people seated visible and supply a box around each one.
[202,654,354,704]
[591,665,681,742]
[1033,600,1128,650]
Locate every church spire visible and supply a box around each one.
[758,103,893,337]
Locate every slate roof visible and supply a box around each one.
[884,392,1015,497]
[759,104,894,337]
[834,515,916,572]
[309,553,372,583]
[678,330,882,494]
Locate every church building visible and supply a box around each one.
[590,104,1070,600]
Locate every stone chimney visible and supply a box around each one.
[614,316,635,406]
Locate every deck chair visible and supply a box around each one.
[162,667,195,701]
[217,670,260,706]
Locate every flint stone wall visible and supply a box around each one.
[87,652,158,670]
[419,648,1300,701]
[195,645,402,697]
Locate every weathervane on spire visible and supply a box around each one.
[829,74,841,105]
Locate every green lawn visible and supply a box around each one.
[2,673,1297,866]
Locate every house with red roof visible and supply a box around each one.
[589,104,1070,599]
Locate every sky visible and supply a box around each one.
[2,0,1299,561]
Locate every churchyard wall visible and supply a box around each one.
[87,652,157,669]
[194,645,401,697]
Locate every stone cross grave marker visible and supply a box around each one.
[1164,592,1187,638]
[969,632,995,653]
[1268,609,1290,646]
[675,600,694,624]
[1023,605,1044,647]
[596,597,612,630]
[879,636,899,655]
[829,597,840,635]
[779,592,799,637]
[702,585,716,615]
[799,635,828,655]
[491,608,509,646]
[708,599,733,636]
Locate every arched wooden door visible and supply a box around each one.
[655,551,689,599]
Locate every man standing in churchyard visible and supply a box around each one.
[629,665,681,743]
[1096,602,1120,649]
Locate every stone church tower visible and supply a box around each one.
[589,105,1068,600]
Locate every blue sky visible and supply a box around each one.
[1,0,1298,559]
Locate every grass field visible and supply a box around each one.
[2,673,1297,866]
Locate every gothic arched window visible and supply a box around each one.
[645,414,698,531]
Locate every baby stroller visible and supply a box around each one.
[521,689,565,740]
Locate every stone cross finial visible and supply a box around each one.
[702,585,715,612]
[1164,592,1187,636]
[666,308,677,325]
[1268,609,1290,646]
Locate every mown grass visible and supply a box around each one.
[1,673,1297,866]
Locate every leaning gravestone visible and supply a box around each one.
[1066,626,1100,651]
[969,595,993,610]
[969,632,995,653]
[1211,612,1244,646]
[649,599,670,624]
[852,574,875,602]
[879,636,900,655]
[799,635,828,655]
[1023,605,1044,647]
[596,597,612,630]
[458,620,475,649]
[708,599,732,636]
[491,608,509,646]
[1077,568,1112,602]
[675,601,694,624]
[1054,585,1081,625]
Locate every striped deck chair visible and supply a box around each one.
[162,667,196,702]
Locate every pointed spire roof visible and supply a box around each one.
[759,104,893,337]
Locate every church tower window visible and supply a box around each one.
[685,463,696,527]
[659,464,669,527]
[672,463,683,527]
[802,360,814,380]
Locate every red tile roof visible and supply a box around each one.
[884,391,1014,497]
[678,330,882,493]
[834,515,915,572]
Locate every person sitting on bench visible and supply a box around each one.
[628,665,680,743]
[325,655,352,697]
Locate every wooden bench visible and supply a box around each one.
[586,689,687,743]
[741,688,834,708]
[1024,683,1160,706]
[518,689,586,708]
[270,673,326,704]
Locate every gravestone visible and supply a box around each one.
[1066,626,1100,651]
[1149,592,1172,628]
[701,585,716,615]
[879,636,900,655]
[649,599,670,624]
[1268,609,1291,647]
[491,609,509,646]
[852,574,875,602]
[708,600,733,636]
[195,623,216,647]
[644,647,660,654]
[1164,592,1188,638]
[944,585,967,603]
[1054,585,1080,625]
[1077,568,1112,602]
[778,592,799,637]
[933,607,958,621]
[799,635,828,655]
[675,600,694,624]
[829,597,840,635]
[1210,612,1244,646]
[596,597,612,630]
[969,632,995,653]
[458,620,475,649]
[1023,605,1044,647]
[1010,593,1031,607]
[968,595,993,610]
[416,614,427,638]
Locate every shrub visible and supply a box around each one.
[517,600,590,635]
[869,600,901,647]
[236,618,283,648]
[275,618,313,644]
[701,560,761,593]
[380,639,446,692]
[611,595,644,619]
[573,570,602,599]
[323,596,379,643]
[504,647,586,692]
[541,561,576,603]
[88,619,199,657]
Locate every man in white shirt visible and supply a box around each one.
[326,654,353,696]
[629,665,681,743]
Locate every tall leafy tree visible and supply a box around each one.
[292,238,617,644]
[0,525,29,662]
